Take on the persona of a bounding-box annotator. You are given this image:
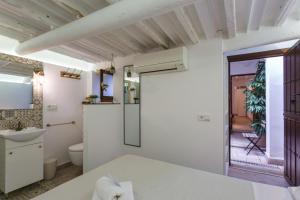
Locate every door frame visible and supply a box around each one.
[227,48,288,165]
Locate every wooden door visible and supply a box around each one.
[284,41,300,186]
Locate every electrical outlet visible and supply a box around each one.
[47,105,58,111]
[197,114,210,122]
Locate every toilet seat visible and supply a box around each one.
[69,143,83,152]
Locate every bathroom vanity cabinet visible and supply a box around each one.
[0,136,44,194]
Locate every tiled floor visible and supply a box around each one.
[0,164,82,200]
[229,131,287,187]
[231,132,283,174]
[228,166,289,187]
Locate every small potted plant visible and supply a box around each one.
[88,95,98,104]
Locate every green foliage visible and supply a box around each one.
[244,61,266,135]
[89,94,98,99]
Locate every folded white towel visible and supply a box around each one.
[92,176,134,200]
[92,176,124,200]
[119,181,134,200]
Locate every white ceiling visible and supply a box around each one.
[0,0,299,63]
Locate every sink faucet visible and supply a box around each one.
[15,121,23,131]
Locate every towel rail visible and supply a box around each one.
[46,121,75,127]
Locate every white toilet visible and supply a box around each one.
[68,143,83,166]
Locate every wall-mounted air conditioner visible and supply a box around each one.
[133,47,188,74]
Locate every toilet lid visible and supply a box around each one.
[69,143,83,152]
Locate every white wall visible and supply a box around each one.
[107,39,225,174]
[124,104,140,146]
[266,57,284,160]
[83,20,300,174]
[84,39,226,174]
[83,105,123,172]
[43,64,86,165]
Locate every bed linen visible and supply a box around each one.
[33,155,290,200]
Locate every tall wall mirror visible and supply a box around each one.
[0,53,43,110]
[124,65,141,147]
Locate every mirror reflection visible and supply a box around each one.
[124,65,140,147]
[100,69,114,102]
[0,61,34,109]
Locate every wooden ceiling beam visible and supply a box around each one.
[136,21,169,49]
[97,34,135,55]
[53,0,95,16]
[4,0,65,28]
[112,31,144,53]
[247,0,267,31]
[74,40,112,59]
[0,1,50,32]
[274,0,296,26]
[224,0,237,38]
[85,0,109,10]
[122,27,150,48]
[83,37,127,56]
[0,25,31,41]
[31,0,76,22]
[194,0,217,39]
[62,43,108,61]
[152,16,179,46]
[174,8,199,44]
[0,12,41,37]
[51,46,97,63]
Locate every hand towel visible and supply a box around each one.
[119,181,134,200]
[92,176,124,200]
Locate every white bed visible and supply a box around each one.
[33,155,291,200]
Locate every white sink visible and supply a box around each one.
[0,127,46,142]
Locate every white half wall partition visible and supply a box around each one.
[265,56,284,163]
[83,104,123,172]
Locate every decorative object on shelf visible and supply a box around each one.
[60,68,82,80]
[88,95,98,104]
[82,97,91,104]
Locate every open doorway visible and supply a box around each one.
[227,47,290,187]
